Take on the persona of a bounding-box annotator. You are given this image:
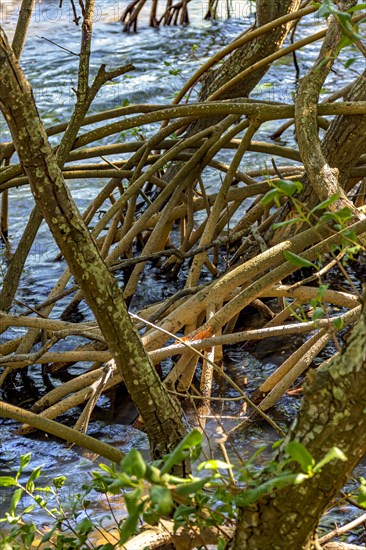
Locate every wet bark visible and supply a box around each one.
[189,0,301,134]
[294,1,358,208]
[263,68,366,249]
[322,69,366,190]
[0,27,187,459]
[164,0,301,182]
[199,0,301,102]
[230,287,366,549]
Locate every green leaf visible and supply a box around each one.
[344,58,357,68]
[357,479,366,508]
[342,229,357,243]
[0,476,17,487]
[28,465,43,483]
[332,317,343,331]
[197,460,233,471]
[19,453,32,473]
[22,505,35,515]
[22,523,36,545]
[336,11,351,23]
[119,514,140,544]
[125,488,143,516]
[26,480,35,493]
[41,527,57,544]
[144,465,163,485]
[174,476,210,496]
[338,34,353,50]
[317,0,337,18]
[150,485,173,515]
[237,473,308,506]
[121,449,147,479]
[4,512,21,524]
[329,243,341,253]
[53,476,66,489]
[317,284,329,300]
[106,474,137,492]
[173,504,197,522]
[348,3,366,12]
[34,495,47,508]
[75,518,93,535]
[98,463,115,475]
[320,211,338,223]
[285,442,315,474]
[245,445,267,466]
[312,307,324,321]
[269,472,309,489]
[313,447,347,474]
[261,188,281,206]
[119,503,144,544]
[160,429,203,475]
[274,179,303,196]
[143,509,161,525]
[35,486,52,493]
[273,217,303,230]
[283,251,317,269]
[311,194,339,212]
[336,207,352,221]
[320,206,352,226]
[9,488,23,515]
[346,245,361,256]
[336,12,363,40]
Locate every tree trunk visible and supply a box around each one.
[263,68,366,249]
[230,286,366,549]
[322,69,366,190]
[0,27,187,460]
[199,0,301,102]
[294,1,358,208]
[165,0,301,181]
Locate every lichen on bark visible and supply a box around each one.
[0,26,187,460]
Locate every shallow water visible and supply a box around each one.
[0,0,365,535]
[0,0,358,297]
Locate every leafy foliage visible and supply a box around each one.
[0,434,350,549]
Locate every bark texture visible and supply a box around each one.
[164,0,301,182]
[199,0,301,102]
[294,2,358,206]
[322,69,366,190]
[230,288,366,549]
[264,68,366,249]
[0,27,187,459]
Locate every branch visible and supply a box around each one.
[0,400,125,462]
